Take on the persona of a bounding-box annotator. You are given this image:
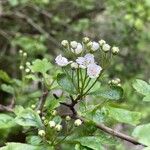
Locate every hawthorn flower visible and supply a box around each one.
[74,119,82,126]
[112,46,119,54]
[61,40,68,47]
[55,124,62,131]
[49,121,56,128]
[71,62,78,69]
[70,41,78,48]
[91,41,100,51]
[55,54,69,66]
[102,44,111,52]
[76,53,95,69]
[99,39,106,46]
[71,43,83,54]
[38,130,45,137]
[87,63,102,78]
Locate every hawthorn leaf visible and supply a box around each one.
[1,84,15,95]
[93,86,123,100]
[133,79,150,96]
[29,58,51,74]
[57,73,76,94]
[0,70,11,83]
[0,114,16,129]
[26,136,42,146]
[132,123,150,146]
[73,136,105,150]
[106,106,141,125]
[143,94,150,102]
[15,108,43,128]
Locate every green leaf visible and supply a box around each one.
[26,136,42,146]
[0,114,16,129]
[143,94,150,101]
[93,86,123,100]
[30,59,51,74]
[0,70,11,83]
[132,123,150,146]
[15,108,43,128]
[0,142,39,150]
[57,73,76,94]
[46,97,60,111]
[133,79,150,96]
[73,136,104,150]
[1,84,15,95]
[106,106,141,125]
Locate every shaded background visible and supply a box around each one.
[0,0,150,149]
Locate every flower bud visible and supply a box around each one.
[115,78,121,83]
[31,104,36,109]
[26,62,31,66]
[38,130,45,137]
[37,110,41,114]
[65,116,71,121]
[87,41,92,48]
[70,41,78,48]
[19,65,24,70]
[112,46,119,54]
[19,50,23,54]
[61,40,69,47]
[55,124,62,131]
[44,119,48,125]
[52,110,57,116]
[74,119,82,126]
[71,62,78,69]
[99,39,106,46]
[83,37,90,43]
[117,83,121,87]
[23,52,27,57]
[25,68,30,73]
[71,43,83,54]
[102,44,111,52]
[42,116,45,120]
[49,121,56,128]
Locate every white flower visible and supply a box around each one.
[66,116,71,121]
[49,121,56,128]
[91,41,99,51]
[74,119,82,126]
[71,62,78,69]
[61,40,68,47]
[38,130,45,137]
[55,124,62,131]
[70,41,78,48]
[87,63,102,78]
[55,54,69,66]
[102,44,111,52]
[99,39,106,46]
[76,53,95,69]
[71,43,83,54]
[112,46,119,54]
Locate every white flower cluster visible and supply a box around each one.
[55,39,119,79]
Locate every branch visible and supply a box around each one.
[77,116,145,147]
[36,91,49,111]
[0,98,15,112]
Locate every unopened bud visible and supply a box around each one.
[55,124,62,131]
[102,44,111,52]
[38,130,45,137]
[23,52,27,57]
[66,116,71,121]
[61,40,69,47]
[70,41,78,48]
[83,37,90,43]
[19,50,23,54]
[112,46,119,54]
[19,65,24,70]
[49,121,56,128]
[99,39,106,46]
[25,68,30,73]
[71,62,78,69]
[91,42,99,51]
[74,119,82,126]
[31,104,36,109]
[26,62,31,66]
[42,116,45,120]
[37,110,41,114]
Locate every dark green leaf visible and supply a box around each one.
[0,70,11,83]
[26,136,42,146]
[1,84,15,95]
[57,73,76,94]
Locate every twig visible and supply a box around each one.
[77,116,145,147]
[36,91,49,111]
